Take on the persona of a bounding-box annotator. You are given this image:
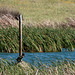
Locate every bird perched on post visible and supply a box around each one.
[16,53,25,63]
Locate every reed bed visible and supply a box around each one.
[0,58,75,75]
[0,26,75,53]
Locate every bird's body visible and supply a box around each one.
[16,53,25,63]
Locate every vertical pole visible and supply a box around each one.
[19,15,22,56]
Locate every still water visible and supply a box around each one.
[0,49,75,66]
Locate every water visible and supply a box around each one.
[0,49,75,66]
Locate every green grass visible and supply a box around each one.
[0,0,75,23]
[0,26,75,53]
[0,59,75,75]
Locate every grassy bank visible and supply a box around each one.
[0,59,75,75]
[0,0,75,23]
[0,26,75,53]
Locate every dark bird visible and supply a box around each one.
[16,53,25,63]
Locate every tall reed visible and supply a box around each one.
[0,26,75,53]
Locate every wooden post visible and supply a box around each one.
[19,15,22,56]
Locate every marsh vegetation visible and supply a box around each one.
[0,59,75,75]
[0,26,75,53]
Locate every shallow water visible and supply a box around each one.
[0,49,75,66]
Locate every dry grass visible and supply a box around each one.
[0,8,20,28]
[34,17,75,28]
[0,0,75,23]
[0,7,20,20]
[0,59,75,75]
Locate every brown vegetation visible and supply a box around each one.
[0,8,75,28]
[36,17,75,28]
[0,8,20,28]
